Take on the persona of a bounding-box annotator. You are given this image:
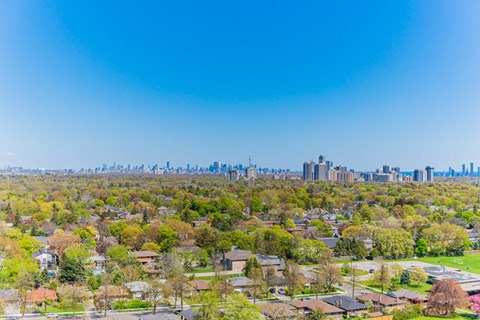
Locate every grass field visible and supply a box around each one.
[402,282,432,295]
[383,254,480,275]
[412,312,476,320]
[416,255,480,274]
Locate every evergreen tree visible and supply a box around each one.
[400,270,411,285]
[245,256,263,279]
[59,254,87,283]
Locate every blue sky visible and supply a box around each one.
[1,1,479,171]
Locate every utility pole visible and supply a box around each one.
[351,259,355,299]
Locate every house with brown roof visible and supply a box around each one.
[291,300,344,320]
[222,249,252,272]
[392,289,428,304]
[191,280,210,293]
[260,303,298,319]
[129,251,159,265]
[356,293,406,310]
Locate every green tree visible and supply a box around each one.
[283,261,304,299]
[372,263,391,293]
[410,267,428,286]
[311,307,327,320]
[245,256,263,279]
[15,271,34,317]
[400,270,411,285]
[317,261,342,292]
[59,246,89,283]
[157,225,178,252]
[193,291,220,320]
[415,238,428,257]
[219,293,262,320]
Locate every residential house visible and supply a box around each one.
[180,308,196,320]
[291,300,343,320]
[191,280,210,293]
[322,296,369,317]
[318,237,340,250]
[357,293,406,310]
[129,251,159,265]
[33,236,50,248]
[89,255,107,268]
[104,205,128,219]
[260,303,297,320]
[158,206,177,216]
[392,288,428,304]
[95,286,129,307]
[222,249,252,272]
[25,289,57,309]
[468,231,480,244]
[125,281,152,300]
[0,289,20,315]
[228,276,255,292]
[32,248,58,270]
[254,254,285,274]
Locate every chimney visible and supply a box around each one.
[335,301,339,307]
[340,298,343,306]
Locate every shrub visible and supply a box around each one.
[113,299,151,310]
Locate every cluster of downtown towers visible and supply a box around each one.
[303,155,434,183]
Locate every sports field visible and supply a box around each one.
[416,254,480,274]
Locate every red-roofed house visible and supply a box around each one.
[26,289,57,308]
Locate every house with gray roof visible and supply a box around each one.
[32,248,58,270]
[228,276,255,292]
[254,254,285,273]
[322,296,369,317]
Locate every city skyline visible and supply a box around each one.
[2,156,480,177]
[1,1,480,170]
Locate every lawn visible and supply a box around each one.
[385,254,480,275]
[42,304,85,314]
[196,273,243,280]
[186,267,215,274]
[355,280,431,295]
[412,312,477,320]
[416,255,480,274]
[401,282,432,295]
[342,269,369,277]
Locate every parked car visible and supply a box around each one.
[47,314,59,318]
[369,269,375,273]
[278,288,286,295]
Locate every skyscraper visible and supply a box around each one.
[462,164,466,176]
[425,166,434,182]
[245,167,257,180]
[413,169,426,182]
[228,169,240,181]
[314,163,328,181]
[471,162,474,177]
[303,161,315,181]
[319,155,326,164]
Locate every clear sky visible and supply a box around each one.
[1,1,479,171]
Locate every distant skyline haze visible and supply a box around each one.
[1,1,479,171]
